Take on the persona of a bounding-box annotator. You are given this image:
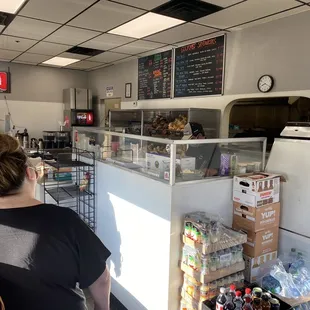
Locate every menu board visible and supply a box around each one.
[138,50,172,100]
[174,35,225,97]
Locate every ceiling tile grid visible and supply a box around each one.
[43,26,100,46]
[0,0,307,71]
[0,35,37,52]
[145,23,218,44]
[88,51,131,63]
[27,41,73,56]
[19,0,98,24]
[3,16,60,40]
[80,33,136,51]
[196,0,303,29]
[13,52,52,64]
[110,40,166,54]
[68,0,146,32]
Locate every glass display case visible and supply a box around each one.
[109,108,221,139]
[73,127,267,185]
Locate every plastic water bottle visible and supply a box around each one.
[234,291,243,310]
[216,287,227,310]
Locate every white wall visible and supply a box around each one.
[0,100,63,138]
[0,62,88,137]
[0,62,88,103]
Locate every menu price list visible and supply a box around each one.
[174,35,225,97]
[138,50,172,100]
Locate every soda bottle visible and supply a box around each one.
[243,288,252,302]
[261,293,271,310]
[243,297,253,310]
[253,298,262,310]
[227,284,236,301]
[224,300,235,310]
[233,291,243,310]
[216,287,227,310]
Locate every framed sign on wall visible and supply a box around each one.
[125,83,132,98]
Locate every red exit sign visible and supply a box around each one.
[0,72,10,93]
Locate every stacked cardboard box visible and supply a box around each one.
[232,173,281,283]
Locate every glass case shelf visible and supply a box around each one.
[73,127,267,185]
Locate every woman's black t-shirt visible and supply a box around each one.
[0,204,111,310]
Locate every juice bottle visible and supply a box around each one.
[243,288,252,302]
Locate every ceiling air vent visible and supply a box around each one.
[152,0,223,22]
[66,46,104,57]
[0,12,15,27]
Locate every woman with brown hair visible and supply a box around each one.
[0,134,111,310]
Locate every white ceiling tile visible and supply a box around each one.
[44,26,100,46]
[196,0,300,29]
[145,23,217,44]
[88,51,129,63]
[58,52,89,60]
[14,53,52,64]
[201,0,245,8]
[0,35,37,52]
[111,40,165,54]
[3,17,60,40]
[68,0,145,32]
[229,5,310,30]
[19,0,98,24]
[66,60,103,69]
[113,55,137,64]
[86,64,113,71]
[80,33,136,50]
[137,45,173,57]
[27,42,72,56]
[0,49,21,60]
[111,0,168,10]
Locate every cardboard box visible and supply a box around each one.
[233,223,279,257]
[243,251,278,283]
[146,153,196,172]
[233,202,280,232]
[233,173,281,207]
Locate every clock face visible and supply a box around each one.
[258,75,274,93]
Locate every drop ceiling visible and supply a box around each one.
[0,0,308,71]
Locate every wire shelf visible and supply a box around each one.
[43,147,96,231]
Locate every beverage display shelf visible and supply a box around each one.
[181,261,245,284]
[183,228,247,255]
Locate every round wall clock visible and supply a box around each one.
[257,75,274,93]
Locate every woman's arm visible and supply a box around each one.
[89,268,111,310]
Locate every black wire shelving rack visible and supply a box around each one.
[43,147,96,231]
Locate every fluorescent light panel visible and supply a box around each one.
[109,12,185,39]
[0,0,27,14]
[42,57,80,67]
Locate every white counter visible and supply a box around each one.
[95,161,234,310]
